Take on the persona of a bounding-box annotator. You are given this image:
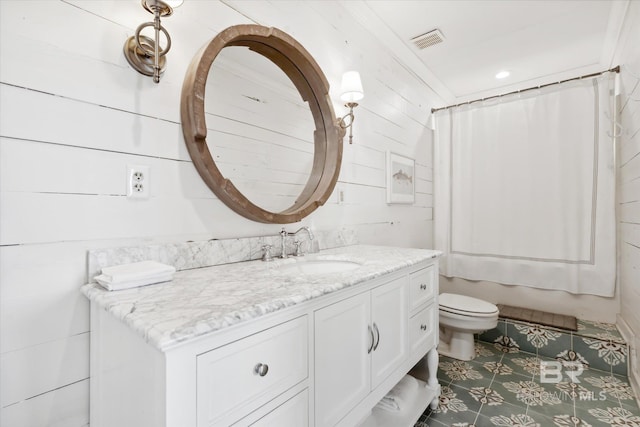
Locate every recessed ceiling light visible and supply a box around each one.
[495,70,510,79]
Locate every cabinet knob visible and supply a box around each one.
[254,363,269,377]
[420,284,427,290]
[420,324,427,331]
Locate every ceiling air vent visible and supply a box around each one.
[411,29,445,50]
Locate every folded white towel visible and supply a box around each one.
[95,261,176,291]
[100,261,175,282]
[375,374,419,412]
[94,272,174,291]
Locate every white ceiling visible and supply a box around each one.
[347,0,629,106]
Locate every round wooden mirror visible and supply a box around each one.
[181,25,344,224]
[204,46,316,213]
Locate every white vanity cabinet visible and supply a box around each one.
[314,276,408,427]
[89,307,311,427]
[86,246,440,427]
[314,265,439,427]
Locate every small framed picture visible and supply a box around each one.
[386,151,415,204]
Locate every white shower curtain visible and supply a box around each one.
[434,74,616,296]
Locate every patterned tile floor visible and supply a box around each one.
[575,319,626,344]
[414,341,640,426]
[480,318,630,376]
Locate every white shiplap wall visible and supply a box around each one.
[0,1,441,425]
[616,0,640,400]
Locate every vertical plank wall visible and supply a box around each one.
[617,0,640,399]
[0,1,442,425]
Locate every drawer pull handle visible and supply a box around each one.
[254,363,269,377]
[373,323,380,351]
[367,325,374,354]
[420,284,427,290]
[420,324,427,331]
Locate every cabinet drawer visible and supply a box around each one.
[246,389,308,427]
[409,266,435,311]
[409,303,436,355]
[197,316,308,427]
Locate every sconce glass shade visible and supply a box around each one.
[164,0,184,8]
[340,71,364,103]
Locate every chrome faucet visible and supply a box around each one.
[279,226,318,258]
[279,228,288,259]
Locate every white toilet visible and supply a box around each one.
[438,293,500,361]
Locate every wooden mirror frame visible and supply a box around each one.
[181,25,344,224]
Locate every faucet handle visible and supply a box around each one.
[293,240,304,257]
[262,244,274,262]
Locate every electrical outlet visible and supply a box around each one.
[127,165,150,199]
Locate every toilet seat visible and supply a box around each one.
[439,293,499,318]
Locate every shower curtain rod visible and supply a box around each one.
[431,65,620,114]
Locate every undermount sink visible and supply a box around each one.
[277,259,362,274]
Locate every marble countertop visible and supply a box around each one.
[82,244,441,351]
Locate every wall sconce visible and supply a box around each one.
[123,0,183,83]
[338,71,364,144]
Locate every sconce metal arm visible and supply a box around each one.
[124,0,175,84]
[339,102,358,144]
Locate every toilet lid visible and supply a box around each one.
[439,293,499,315]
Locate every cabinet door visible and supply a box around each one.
[371,277,408,388]
[314,293,371,427]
